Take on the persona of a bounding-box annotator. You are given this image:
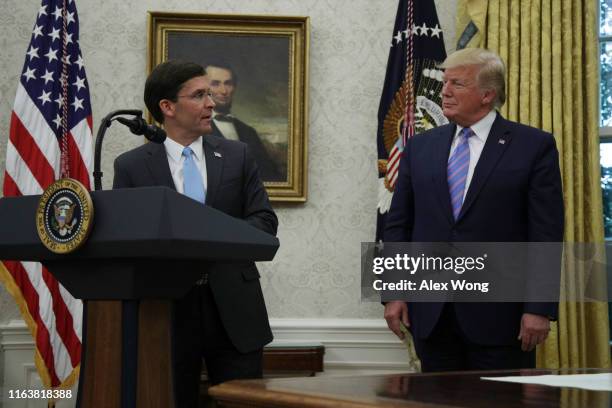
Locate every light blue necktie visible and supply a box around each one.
[182,146,206,203]
[447,127,474,220]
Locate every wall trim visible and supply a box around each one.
[0,318,417,380]
[0,320,77,407]
[269,318,417,375]
[0,320,34,351]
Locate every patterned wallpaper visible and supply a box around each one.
[0,0,457,322]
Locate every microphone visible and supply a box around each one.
[116,116,166,144]
[94,109,167,190]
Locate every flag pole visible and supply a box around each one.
[60,0,70,179]
[402,0,415,147]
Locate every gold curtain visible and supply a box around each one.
[456,0,610,368]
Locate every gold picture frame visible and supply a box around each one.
[148,11,309,202]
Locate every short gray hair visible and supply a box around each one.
[440,48,506,109]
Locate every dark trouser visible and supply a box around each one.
[413,303,535,372]
[171,283,263,408]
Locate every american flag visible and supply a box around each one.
[0,0,92,388]
[375,0,446,241]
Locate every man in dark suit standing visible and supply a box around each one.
[205,62,285,182]
[113,60,278,407]
[383,48,563,371]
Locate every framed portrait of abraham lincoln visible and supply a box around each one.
[148,11,310,202]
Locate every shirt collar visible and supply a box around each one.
[213,110,234,119]
[164,136,204,163]
[455,110,497,143]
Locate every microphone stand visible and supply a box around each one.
[93,109,143,191]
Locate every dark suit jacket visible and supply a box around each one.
[211,119,285,182]
[113,135,278,353]
[384,113,564,346]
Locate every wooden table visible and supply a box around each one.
[209,368,612,408]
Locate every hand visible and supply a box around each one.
[384,301,410,339]
[518,313,550,351]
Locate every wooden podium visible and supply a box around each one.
[0,187,279,408]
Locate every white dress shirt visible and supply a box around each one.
[447,110,497,202]
[212,110,240,141]
[163,136,208,195]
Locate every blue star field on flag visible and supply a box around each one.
[20,0,92,140]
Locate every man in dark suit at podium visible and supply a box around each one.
[383,48,563,371]
[113,60,278,407]
[205,61,285,182]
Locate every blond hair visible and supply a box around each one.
[440,48,506,108]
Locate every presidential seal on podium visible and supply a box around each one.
[36,178,94,254]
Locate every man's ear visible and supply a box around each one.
[159,99,175,119]
[482,89,496,106]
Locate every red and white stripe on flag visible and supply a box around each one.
[386,144,401,188]
[1,0,93,388]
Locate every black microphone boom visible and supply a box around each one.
[94,109,167,191]
[116,116,166,144]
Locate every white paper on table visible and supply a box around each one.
[481,373,612,391]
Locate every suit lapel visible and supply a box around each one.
[458,113,512,220]
[232,119,248,143]
[432,124,456,225]
[145,142,175,189]
[210,121,223,139]
[203,136,223,206]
